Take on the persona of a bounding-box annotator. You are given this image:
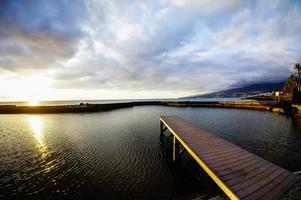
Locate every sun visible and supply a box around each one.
[0,74,52,104]
[28,99,40,106]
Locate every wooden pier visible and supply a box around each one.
[160,116,300,200]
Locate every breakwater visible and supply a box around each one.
[0,100,284,114]
[162,101,275,110]
[0,101,159,114]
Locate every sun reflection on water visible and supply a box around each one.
[28,116,43,142]
[28,116,54,173]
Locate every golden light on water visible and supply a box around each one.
[28,116,54,173]
[28,116,43,142]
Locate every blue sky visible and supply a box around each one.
[0,0,301,101]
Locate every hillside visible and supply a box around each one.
[191,81,285,98]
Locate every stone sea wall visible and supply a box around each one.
[0,101,279,114]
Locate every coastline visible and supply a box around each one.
[1,100,300,116]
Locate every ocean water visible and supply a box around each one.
[0,106,300,199]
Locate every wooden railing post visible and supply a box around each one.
[173,135,179,162]
[160,120,163,136]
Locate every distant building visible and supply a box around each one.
[273,90,283,102]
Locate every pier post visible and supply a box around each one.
[160,120,163,137]
[160,120,167,137]
[173,135,179,162]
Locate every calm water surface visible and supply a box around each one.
[1,106,301,199]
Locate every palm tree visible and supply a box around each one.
[294,63,301,92]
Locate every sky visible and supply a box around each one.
[0,0,301,101]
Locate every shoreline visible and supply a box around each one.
[1,100,300,116]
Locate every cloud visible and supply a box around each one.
[0,0,85,73]
[0,0,301,100]
[161,0,239,14]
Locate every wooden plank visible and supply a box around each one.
[223,159,273,184]
[200,147,251,161]
[212,157,260,177]
[231,163,281,193]
[191,142,237,151]
[160,116,299,200]
[239,170,289,198]
[195,148,242,160]
[254,173,300,200]
[217,156,262,177]
[204,153,254,169]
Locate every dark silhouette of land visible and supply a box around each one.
[189,81,285,98]
[1,100,298,116]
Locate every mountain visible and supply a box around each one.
[190,81,285,98]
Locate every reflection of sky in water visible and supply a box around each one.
[27,116,54,173]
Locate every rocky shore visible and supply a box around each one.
[293,104,301,118]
